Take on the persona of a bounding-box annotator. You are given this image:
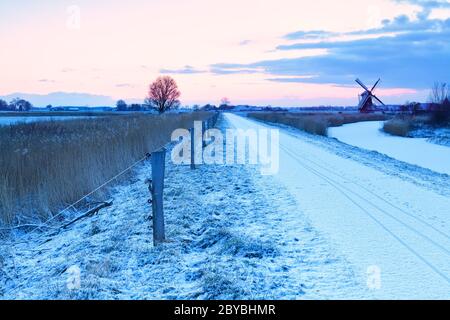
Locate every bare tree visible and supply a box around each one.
[116,99,127,111]
[220,97,231,107]
[146,76,180,113]
[9,98,32,111]
[0,99,8,111]
[429,82,449,104]
[429,82,450,124]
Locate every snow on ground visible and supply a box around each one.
[0,115,364,299]
[411,127,450,148]
[328,121,450,175]
[3,114,449,300]
[227,113,450,299]
[0,116,96,126]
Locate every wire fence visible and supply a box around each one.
[0,112,219,239]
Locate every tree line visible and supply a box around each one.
[429,82,450,106]
[117,78,235,112]
[0,76,225,114]
[0,98,33,111]
[428,82,450,124]
[401,82,450,124]
[0,76,183,113]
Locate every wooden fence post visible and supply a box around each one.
[151,148,166,245]
[212,113,218,127]
[202,121,207,147]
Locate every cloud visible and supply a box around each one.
[266,76,320,83]
[284,30,336,40]
[210,64,265,75]
[61,68,75,73]
[391,1,450,20]
[395,0,450,10]
[159,65,206,74]
[38,79,56,83]
[115,83,135,88]
[212,9,450,89]
[239,39,252,45]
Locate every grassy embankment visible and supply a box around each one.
[383,112,450,137]
[247,112,388,136]
[0,112,212,225]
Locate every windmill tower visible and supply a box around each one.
[355,78,385,112]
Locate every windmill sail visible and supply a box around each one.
[355,78,385,112]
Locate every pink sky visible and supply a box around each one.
[0,0,444,106]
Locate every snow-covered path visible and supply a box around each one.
[225,113,450,299]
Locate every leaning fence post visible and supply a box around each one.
[150,148,166,245]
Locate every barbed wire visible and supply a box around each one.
[1,113,219,239]
[0,153,151,235]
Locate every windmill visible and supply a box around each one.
[355,78,385,112]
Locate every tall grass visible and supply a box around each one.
[382,115,436,137]
[248,112,387,136]
[382,119,411,137]
[0,113,211,225]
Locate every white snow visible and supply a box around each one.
[0,115,363,300]
[225,113,450,299]
[0,116,97,126]
[3,114,450,299]
[328,121,450,175]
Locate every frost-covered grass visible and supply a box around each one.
[382,114,450,142]
[248,112,387,136]
[0,115,362,300]
[382,119,411,137]
[0,112,211,225]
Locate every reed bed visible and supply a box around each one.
[382,114,450,137]
[247,112,387,136]
[382,119,412,137]
[0,112,211,225]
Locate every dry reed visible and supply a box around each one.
[0,112,211,225]
[248,112,387,136]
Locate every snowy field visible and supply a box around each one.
[2,114,450,299]
[328,121,450,175]
[0,116,97,126]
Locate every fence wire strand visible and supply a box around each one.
[0,153,150,235]
[1,113,219,240]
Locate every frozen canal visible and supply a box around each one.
[328,121,450,176]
